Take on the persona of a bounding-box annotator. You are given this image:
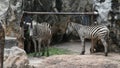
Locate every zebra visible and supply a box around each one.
[66,22,109,56]
[29,20,52,56]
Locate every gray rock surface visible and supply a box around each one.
[4,46,33,68]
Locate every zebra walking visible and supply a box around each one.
[66,22,109,56]
[29,20,52,56]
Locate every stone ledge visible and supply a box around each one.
[5,36,17,48]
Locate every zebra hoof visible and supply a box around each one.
[105,53,108,56]
[90,48,96,53]
[80,51,85,55]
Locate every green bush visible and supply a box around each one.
[28,47,72,57]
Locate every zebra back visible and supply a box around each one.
[68,22,109,39]
[40,22,51,29]
[34,22,51,39]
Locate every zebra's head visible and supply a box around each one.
[66,22,74,34]
[30,20,38,36]
[66,22,82,34]
[25,20,37,37]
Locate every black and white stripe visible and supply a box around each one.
[66,22,109,56]
[29,20,52,56]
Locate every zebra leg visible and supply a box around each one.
[41,44,45,56]
[100,39,108,56]
[27,39,31,53]
[46,40,50,56]
[90,38,94,53]
[38,39,42,57]
[90,38,96,53]
[93,39,97,52]
[33,39,37,57]
[28,37,32,53]
[80,38,85,55]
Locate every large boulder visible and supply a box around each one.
[4,46,33,68]
[37,55,120,68]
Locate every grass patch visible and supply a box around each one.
[49,47,71,55]
[28,47,72,57]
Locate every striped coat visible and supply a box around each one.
[66,22,109,56]
[30,21,52,56]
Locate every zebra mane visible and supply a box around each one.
[40,22,51,28]
[70,22,82,30]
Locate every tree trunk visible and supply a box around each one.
[0,23,5,68]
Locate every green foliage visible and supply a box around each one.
[49,47,71,55]
[28,47,72,57]
[28,53,35,57]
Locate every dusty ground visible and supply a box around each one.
[29,54,120,68]
[29,41,120,68]
[54,40,91,54]
[32,55,120,68]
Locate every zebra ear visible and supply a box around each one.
[69,22,73,26]
[69,22,72,26]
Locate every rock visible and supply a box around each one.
[4,46,34,68]
[37,55,120,68]
[5,36,17,48]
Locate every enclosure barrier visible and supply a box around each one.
[23,11,98,15]
[23,11,98,26]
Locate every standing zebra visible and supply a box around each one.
[29,20,52,56]
[66,22,109,56]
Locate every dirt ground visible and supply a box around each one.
[54,40,91,54]
[29,41,120,68]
